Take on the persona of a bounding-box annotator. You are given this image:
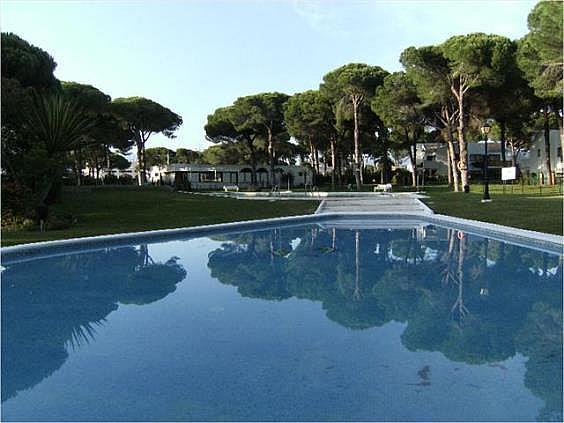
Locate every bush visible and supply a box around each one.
[45,212,74,230]
[1,180,33,227]
[392,168,411,185]
[118,175,135,185]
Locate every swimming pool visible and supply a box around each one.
[1,219,562,421]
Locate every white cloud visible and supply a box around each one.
[292,0,351,37]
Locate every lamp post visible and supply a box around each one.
[480,121,492,202]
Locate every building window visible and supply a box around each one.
[537,149,541,158]
[199,171,222,182]
[558,147,562,160]
[426,155,435,161]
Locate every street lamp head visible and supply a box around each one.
[480,121,491,136]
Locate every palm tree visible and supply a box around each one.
[24,94,94,220]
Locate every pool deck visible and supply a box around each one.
[314,192,433,215]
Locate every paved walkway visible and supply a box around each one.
[315,192,432,215]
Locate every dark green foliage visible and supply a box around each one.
[201,143,247,165]
[111,97,182,138]
[111,97,182,185]
[1,32,59,90]
[517,1,563,100]
[372,72,426,186]
[144,147,175,167]
[174,148,204,164]
[205,93,290,185]
[61,81,110,113]
[320,63,389,189]
[109,153,130,170]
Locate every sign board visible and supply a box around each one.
[501,167,516,181]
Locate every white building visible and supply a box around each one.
[410,129,563,181]
[518,129,563,178]
[150,163,313,190]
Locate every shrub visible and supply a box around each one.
[1,180,33,227]
[44,212,74,230]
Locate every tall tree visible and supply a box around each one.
[1,33,60,189]
[372,72,425,187]
[284,90,336,187]
[111,97,182,186]
[400,46,461,191]
[518,0,563,184]
[474,39,536,165]
[440,33,516,192]
[205,96,278,187]
[320,63,388,189]
[253,92,290,187]
[61,82,131,184]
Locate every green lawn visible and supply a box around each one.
[1,187,320,246]
[422,185,563,235]
[3,184,562,247]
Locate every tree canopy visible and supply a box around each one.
[517,1,563,101]
[1,32,59,90]
[111,97,182,185]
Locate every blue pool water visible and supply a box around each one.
[1,223,562,421]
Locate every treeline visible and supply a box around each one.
[202,1,562,192]
[1,33,183,228]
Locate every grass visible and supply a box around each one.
[1,186,320,246]
[421,184,563,235]
[3,183,561,246]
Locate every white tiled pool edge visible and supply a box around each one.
[2,209,562,263]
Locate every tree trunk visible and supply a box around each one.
[406,130,417,187]
[500,121,506,163]
[446,146,453,187]
[556,108,564,166]
[359,155,364,184]
[455,85,470,193]
[543,107,554,185]
[141,143,148,185]
[136,139,144,186]
[446,126,460,192]
[337,151,343,187]
[94,156,100,182]
[309,143,316,185]
[74,149,82,187]
[267,128,275,188]
[330,137,336,190]
[247,137,257,188]
[352,98,361,190]
[105,145,111,170]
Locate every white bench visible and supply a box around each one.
[374,183,392,192]
[223,185,239,192]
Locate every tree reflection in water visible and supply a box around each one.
[207,225,563,421]
[1,245,186,402]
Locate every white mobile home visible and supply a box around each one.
[150,163,313,190]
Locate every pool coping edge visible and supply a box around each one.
[1,212,562,263]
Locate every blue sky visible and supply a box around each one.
[1,0,536,151]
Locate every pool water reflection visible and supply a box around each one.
[1,223,562,421]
